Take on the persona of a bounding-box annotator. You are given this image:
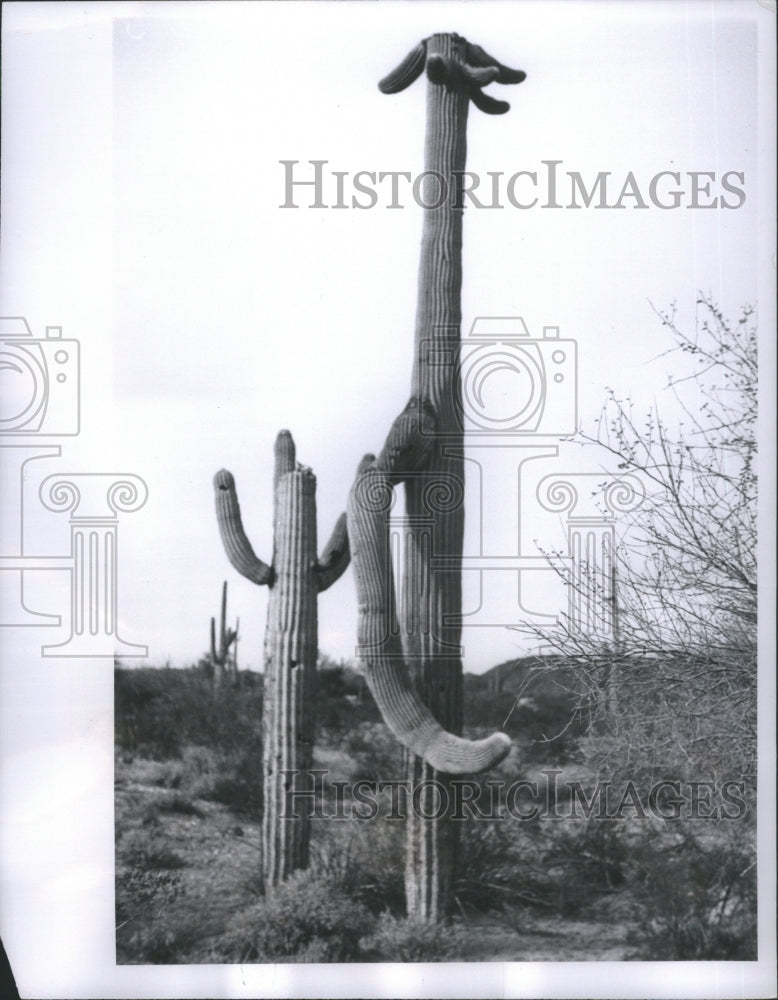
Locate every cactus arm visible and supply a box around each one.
[378,40,427,94]
[469,87,510,116]
[210,616,217,662]
[375,397,437,478]
[314,405,428,590]
[464,41,526,83]
[459,63,501,87]
[213,469,274,586]
[315,512,350,592]
[349,458,510,775]
[381,34,525,114]
[348,407,511,774]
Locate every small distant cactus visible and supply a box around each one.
[214,430,350,891]
[210,580,238,687]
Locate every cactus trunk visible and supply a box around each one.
[262,466,318,887]
[402,32,468,923]
[349,32,525,921]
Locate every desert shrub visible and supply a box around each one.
[118,910,218,965]
[316,659,377,733]
[212,870,372,963]
[455,813,627,919]
[464,658,588,763]
[626,821,757,960]
[359,912,470,962]
[192,748,263,819]
[202,757,262,818]
[540,818,627,916]
[116,866,191,964]
[309,820,406,916]
[115,666,263,760]
[152,745,221,790]
[156,793,204,817]
[144,744,263,819]
[342,722,405,785]
[455,818,559,915]
[116,867,182,930]
[118,829,187,870]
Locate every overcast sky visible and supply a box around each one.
[1,0,766,672]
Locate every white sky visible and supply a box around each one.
[0,4,775,999]
[0,1,765,673]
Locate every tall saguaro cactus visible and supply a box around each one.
[214,430,349,890]
[348,33,525,920]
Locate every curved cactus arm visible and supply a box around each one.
[347,409,512,775]
[378,39,427,94]
[464,41,526,84]
[469,86,510,116]
[376,397,437,478]
[214,469,274,586]
[315,512,350,593]
[381,34,525,115]
[459,63,501,87]
[348,460,510,775]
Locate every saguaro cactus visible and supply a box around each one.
[210,580,238,687]
[348,33,525,920]
[214,430,349,890]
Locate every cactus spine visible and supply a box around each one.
[214,430,349,890]
[348,33,525,921]
[210,580,238,686]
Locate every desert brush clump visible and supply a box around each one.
[212,869,372,963]
[624,819,757,960]
[359,912,471,962]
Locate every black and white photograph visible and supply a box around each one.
[0,2,775,997]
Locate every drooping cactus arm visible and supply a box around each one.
[214,469,274,586]
[347,405,511,775]
[379,32,525,114]
[464,41,527,83]
[378,40,427,94]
